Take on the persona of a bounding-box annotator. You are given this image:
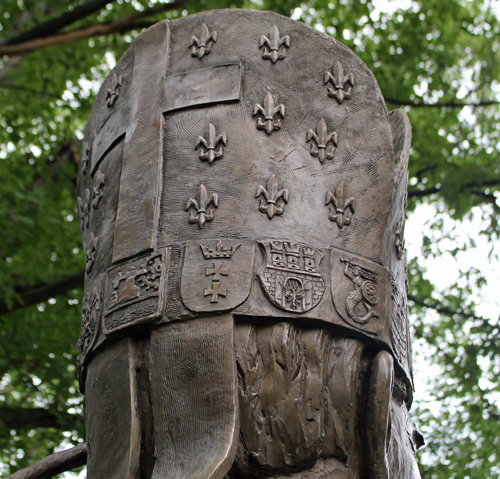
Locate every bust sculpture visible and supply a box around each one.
[76,9,423,479]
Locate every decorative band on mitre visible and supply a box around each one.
[79,240,410,385]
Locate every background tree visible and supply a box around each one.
[0,0,499,477]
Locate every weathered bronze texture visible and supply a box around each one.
[77,9,422,479]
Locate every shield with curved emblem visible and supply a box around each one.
[330,248,388,335]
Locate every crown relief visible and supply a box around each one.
[200,241,240,259]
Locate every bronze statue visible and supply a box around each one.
[76,9,423,479]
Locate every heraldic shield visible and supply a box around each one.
[258,240,325,313]
[77,9,422,479]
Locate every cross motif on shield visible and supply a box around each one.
[204,282,227,303]
[205,262,229,281]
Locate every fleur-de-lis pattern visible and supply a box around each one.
[84,232,98,274]
[306,118,338,163]
[81,142,90,176]
[395,218,406,260]
[325,181,356,228]
[195,123,227,164]
[189,24,217,59]
[92,171,105,209]
[253,92,285,135]
[77,287,100,358]
[186,184,219,228]
[324,61,354,104]
[106,73,123,108]
[256,175,290,219]
[78,189,91,232]
[259,25,290,63]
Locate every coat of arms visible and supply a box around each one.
[258,240,325,313]
[330,248,387,334]
[103,250,167,334]
[181,239,255,312]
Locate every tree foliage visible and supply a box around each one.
[0,0,499,477]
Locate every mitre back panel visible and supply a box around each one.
[156,10,393,263]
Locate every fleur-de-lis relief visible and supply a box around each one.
[81,141,90,176]
[84,233,98,274]
[325,181,356,228]
[259,25,290,63]
[186,184,219,228]
[78,287,99,356]
[253,92,285,135]
[306,118,338,164]
[324,61,354,104]
[256,174,289,219]
[195,123,227,164]
[92,171,105,209]
[106,73,123,108]
[78,188,91,232]
[189,23,217,59]
[395,218,406,260]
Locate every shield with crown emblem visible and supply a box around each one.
[181,238,255,312]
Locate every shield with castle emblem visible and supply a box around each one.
[258,240,325,313]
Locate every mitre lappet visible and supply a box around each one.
[77,9,422,479]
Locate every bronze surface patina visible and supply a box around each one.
[77,9,423,479]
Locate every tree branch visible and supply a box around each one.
[5,444,87,479]
[385,97,500,108]
[0,406,81,430]
[471,190,500,214]
[1,0,116,46]
[0,271,84,316]
[0,84,64,100]
[0,0,189,57]
[408,178,500,199]
[408,294,487,322]
[407,186,440,198]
